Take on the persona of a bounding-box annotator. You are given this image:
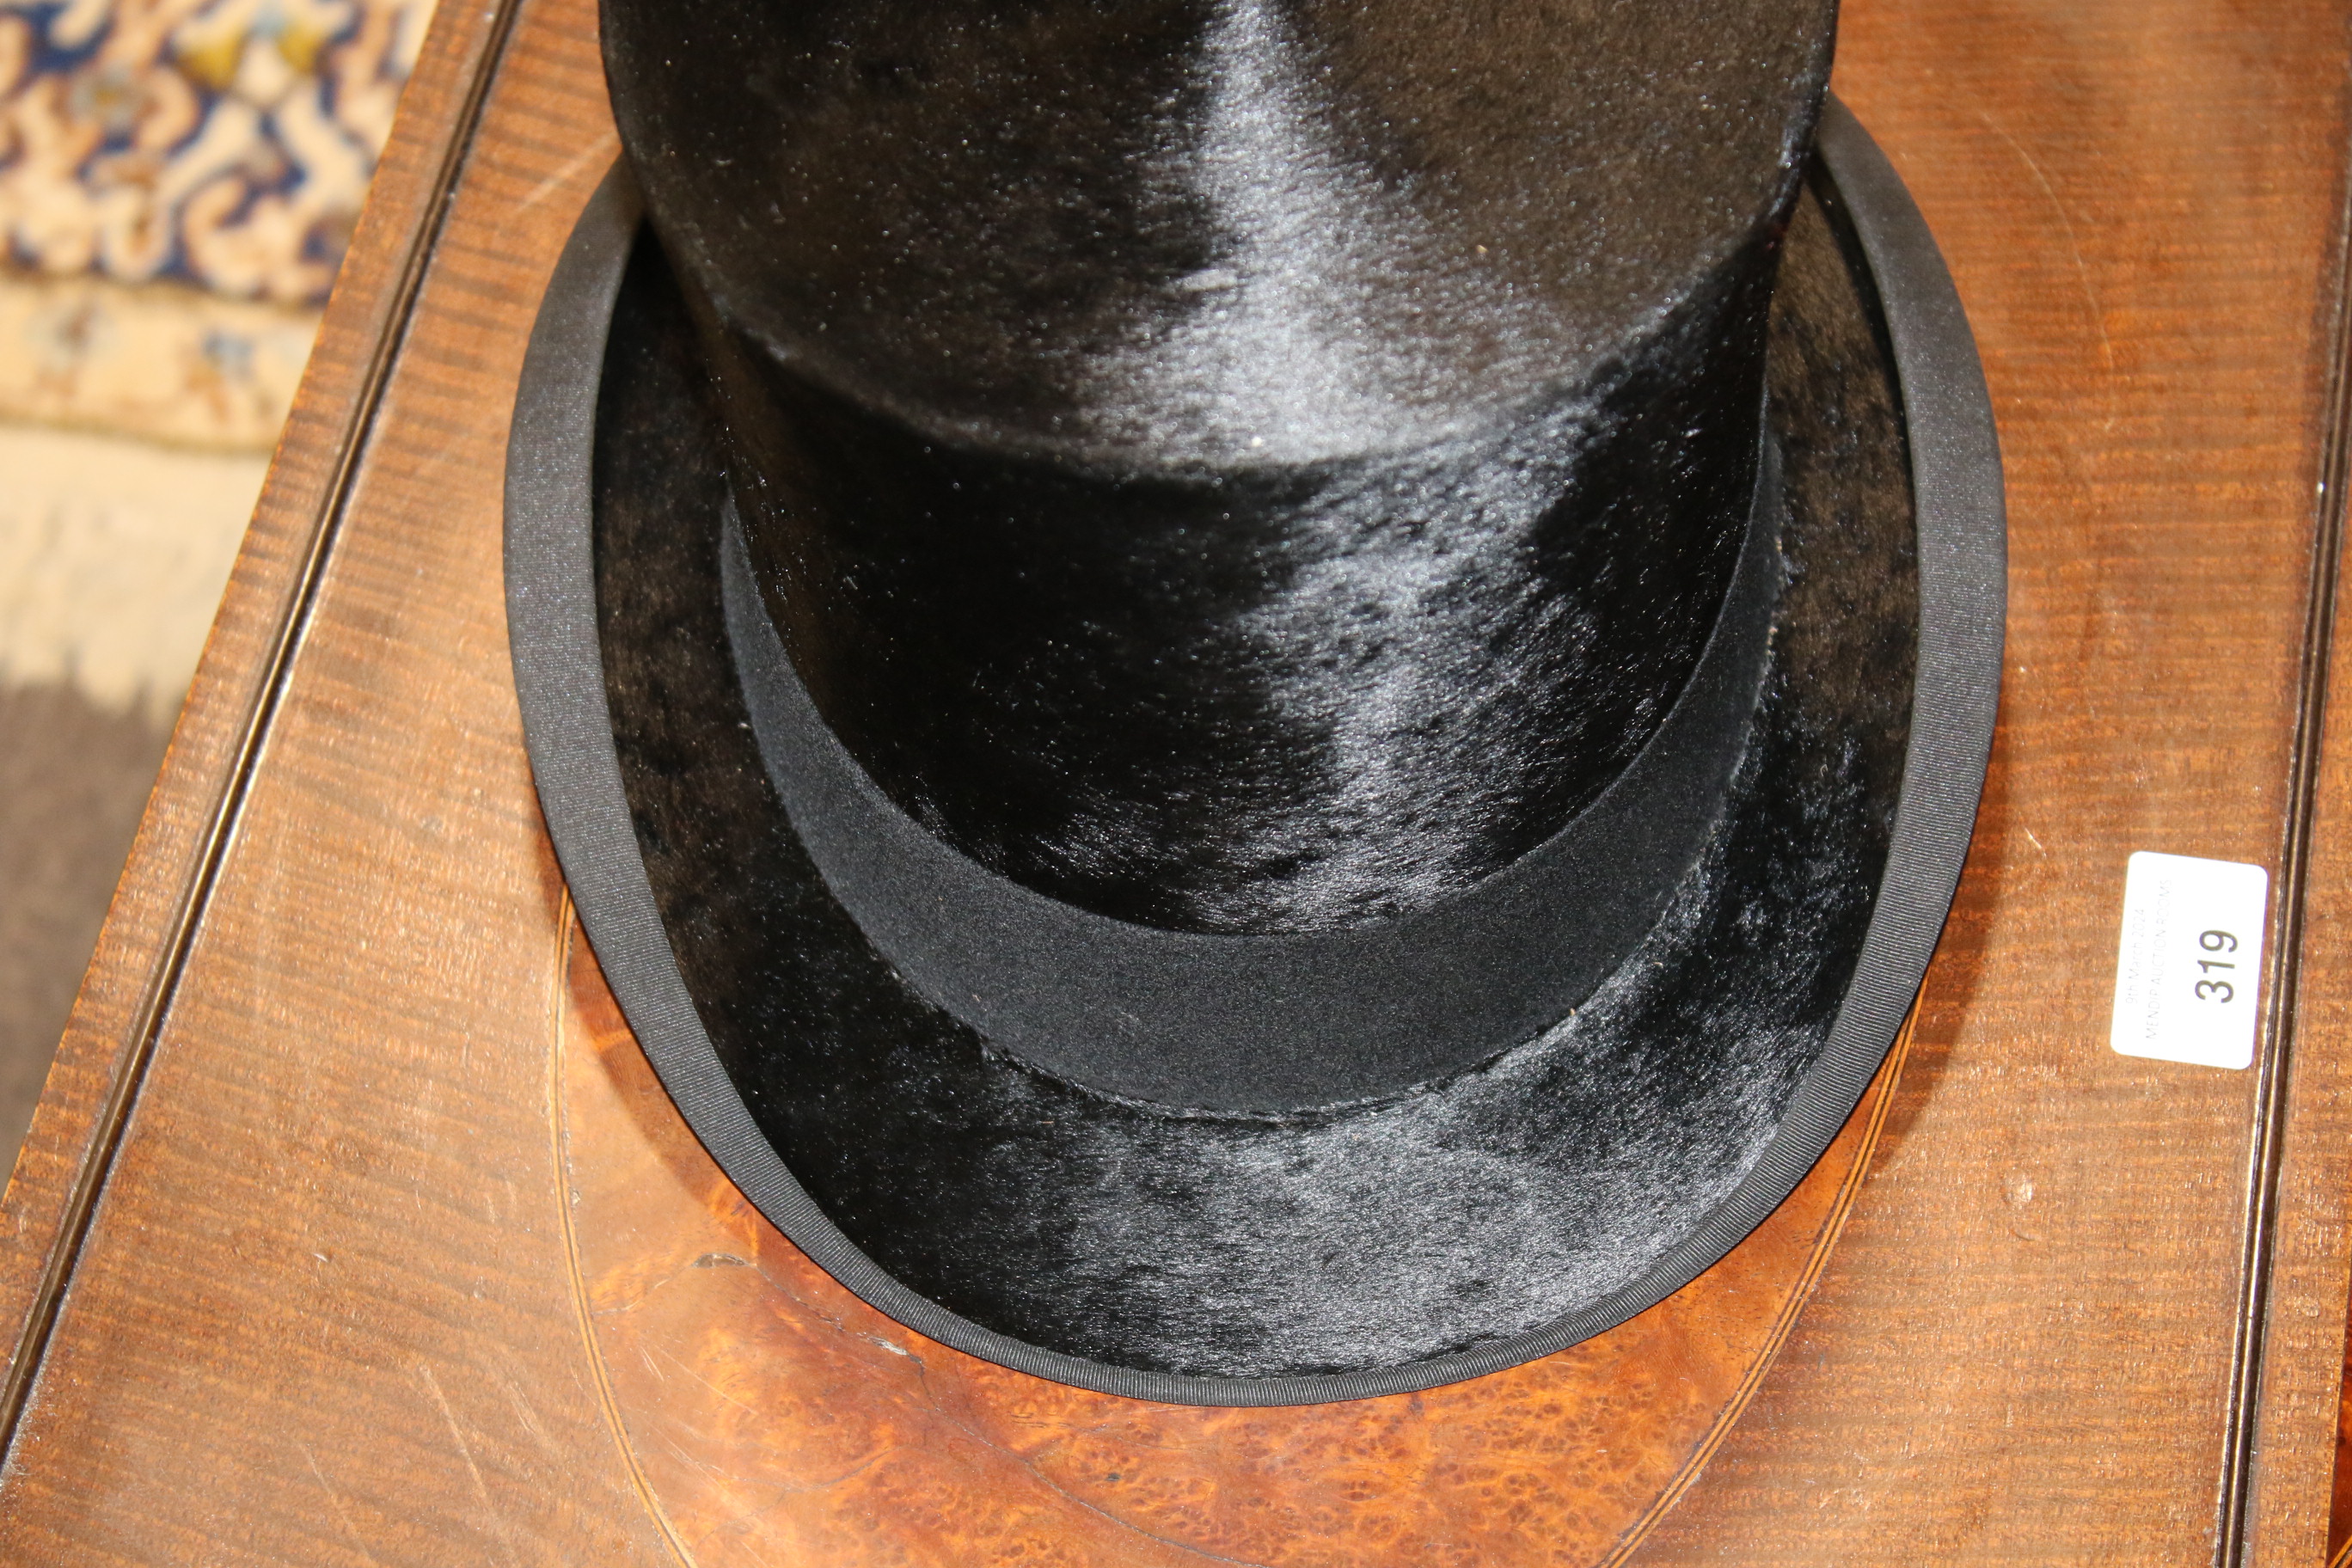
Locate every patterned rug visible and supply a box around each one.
[2,0,432,447]
[0,0,435,1173]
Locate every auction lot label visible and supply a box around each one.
[2110,851,2268,1071]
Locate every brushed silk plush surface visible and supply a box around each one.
[591,175,1917,1379]
[716,458,1781,1110]
[602,0,1838,936]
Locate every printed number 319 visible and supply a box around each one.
[2196,929,2238,1002]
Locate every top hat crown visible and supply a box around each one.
[604,0,1833,939]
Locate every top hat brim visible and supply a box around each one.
[505,98,2004,1407]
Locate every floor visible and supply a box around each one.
[0,0,431,1179]
[0,421,271,1173]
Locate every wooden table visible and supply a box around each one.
[4,1,2351,1562]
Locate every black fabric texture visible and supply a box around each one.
[602,0,1839,937]
[715,444,1778,1108]
[590,170,1920,1380]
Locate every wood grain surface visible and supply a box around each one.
[557,915,1908,1568]
[1,0,2349,1563]
[1649,6,2352,1563]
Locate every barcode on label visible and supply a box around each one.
[2109,851,2268,1070]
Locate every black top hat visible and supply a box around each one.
[506,0,2003,1405]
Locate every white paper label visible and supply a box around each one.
[2110,852,2268,1069]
